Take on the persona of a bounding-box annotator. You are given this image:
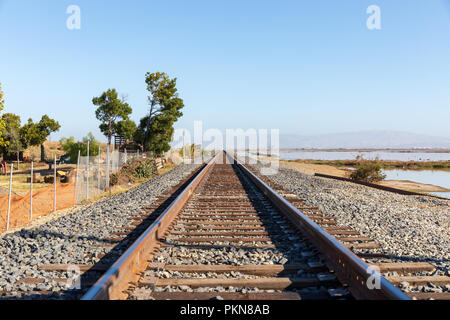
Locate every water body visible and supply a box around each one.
[383,170,450,199]
[275,150,450,200]
[279,151,450,162]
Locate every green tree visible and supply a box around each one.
[19,115,61,162]
[93,89,133,147]
[60,133,100,163]
[20,119,41,149]
[82,133,100,157]
[135,112,177,156]
[0,83,6,147]
[7,128,23,167]
[1,113,22,159]
[116,118,136,140]
[142,72,184,151]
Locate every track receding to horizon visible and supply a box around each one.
[78,152,450,301]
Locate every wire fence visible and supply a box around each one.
[75,149,142,202]
[0,160,77,233]
[0,148,182,233]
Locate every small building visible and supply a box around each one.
[114,135,141,153]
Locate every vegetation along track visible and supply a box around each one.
[78,151,450,300]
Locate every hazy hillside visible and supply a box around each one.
[280,131,450,149]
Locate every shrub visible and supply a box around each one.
[133,159,156,179]
[108,158,156,186]
[109,172,119,186]
[350,156,386,182]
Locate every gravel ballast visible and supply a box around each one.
[251,163,450,278]
[0,164,200,299]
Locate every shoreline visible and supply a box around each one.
[278,148,450,153]
[245,148,450,153]
[259,158,450,195]
[251,162,450,279]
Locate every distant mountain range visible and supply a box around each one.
[280,131,450,149]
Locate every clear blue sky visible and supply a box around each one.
[1,0,450,142]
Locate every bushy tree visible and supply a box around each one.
[116,118,136,140]
[60,133,100,163]
[93,89,134,146]
[7,129,23,165]
[20,118,41,149]
[350,156,386,182]
[135,112,176,156]
[1,113,23,160]
[142,72,184,151]
[20,115,60,161]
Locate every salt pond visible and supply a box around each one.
[279,150,450,161]
[383,169,450,199]
[275,150,450,199]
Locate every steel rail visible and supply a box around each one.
[231,152,410,300]
[82,153,220,300]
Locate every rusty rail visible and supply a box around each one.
[81,153,220,300]
[233,152,410,300]
[82,151,410,300]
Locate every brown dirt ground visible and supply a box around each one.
[0,162,179,234]
[0,182,76,233]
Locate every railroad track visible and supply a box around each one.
[8,152,448,300]
[77,151,449,300]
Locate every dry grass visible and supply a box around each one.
[157,163,177,175]
[23,141,65,161]
[0,174,51,195]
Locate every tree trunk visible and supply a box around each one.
[40,144,45,162]
[108,121,112,150]
[143,104,155,152]
[17,152,20,170]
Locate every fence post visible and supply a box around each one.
[115,150,118,173]
[30,161,33,221]
[182,130,185,163]
[106,144,110,194]
[86,141,90,200]
[75,150,80,204]
[54,155,57,212]
[97,145,101,195]
[6,164,13,231]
